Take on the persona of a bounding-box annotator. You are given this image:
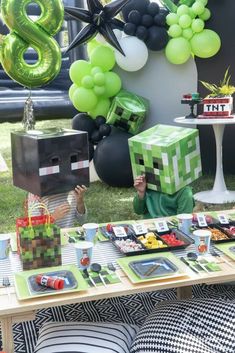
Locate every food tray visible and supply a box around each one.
[129,257,179,279]
[99,224,134,239]
[111,228,193,256]
[194,224,235,243]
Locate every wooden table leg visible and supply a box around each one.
[1,316,14,353]
[1,311,36,353]
[177,286,192,300]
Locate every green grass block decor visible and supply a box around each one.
[129,124,202,194]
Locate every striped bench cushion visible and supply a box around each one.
[130,298,235,353]
[34,322,139,353]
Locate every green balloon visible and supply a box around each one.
[91,66,103,76]
[166,13,179,26]
[189,8,196,19]
[182,28,193,40]
[94,72,105,86]
[191,29,221,58]
[87,38,101,57]
[0,0,64,88]
[177,5,189,16]
[197,0,208,5]
[192,1,205,15]
[165,37,191,65]
[191,18,205,33]
[179,14,192,29]
[68,83,78,101]
[103,72,122,97]
[169,24,182,38]
[72,87,98,112]
[90,45,116,72]
[199,8,211,21]
[69,60,92,85]
[89,98,111,118]
[82,75,94,89]
[93,85,106,96]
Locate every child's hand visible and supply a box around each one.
[52,203,70,221]
[134,175,146,199]
[75,185,87,214]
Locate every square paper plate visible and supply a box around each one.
[14,264,88,300]
[214,241,235,261]
[117,252,188,284]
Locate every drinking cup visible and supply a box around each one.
[83,223,98,242]
[74,241,93,270]
[177,214,193,236]
[193,229,211,255]
[0,234,11,260]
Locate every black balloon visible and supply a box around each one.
[128,10,142,25]
[99,123,111,137]
[64,0,129,55]
[72,113,96,140]
[93,130,133,187]
[124,22,136,36]
[141,14,154,27]
[88,142,95,161]
[147,2,160,16]
[154,12,167,26]
[136,25,148,40]
[95,115,106,127]
[122,0,150,21]
[91,130,102,144]
[145,26,169,51]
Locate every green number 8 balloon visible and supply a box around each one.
[0,0,64,88]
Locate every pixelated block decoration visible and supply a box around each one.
[11,128,89,197]
[106,90,149,135]
[19,223,61,270]
[202,97,233,117]
[128,124,202,194]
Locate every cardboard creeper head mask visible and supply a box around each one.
[128,124,202,195]
[11,128,89,197]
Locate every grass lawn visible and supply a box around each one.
[1,119,235,232]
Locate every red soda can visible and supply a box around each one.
[36,274,64,290]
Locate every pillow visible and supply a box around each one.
[130,298,235,353]
[34,321,139,353]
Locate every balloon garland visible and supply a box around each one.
[0,0,64,88]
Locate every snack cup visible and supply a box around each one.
[193,229,211,255]
[0,234,11,260]
[83,223,98,242]
[74,241,93,270]
[177,214,193,236]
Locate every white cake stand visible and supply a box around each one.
[175,116,235,204]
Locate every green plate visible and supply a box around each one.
[117,252,187,284]
[214,241,235,261]
[14,264,88,300]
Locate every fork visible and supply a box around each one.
[107,262,122,282]
[2,276,11,299]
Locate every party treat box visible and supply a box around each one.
[201,97,233,118]
[129,124,202,194]
[11,128,89,196]
[106,90,149,135]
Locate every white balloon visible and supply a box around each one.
[113,29,123,41]
[115,36,149,72]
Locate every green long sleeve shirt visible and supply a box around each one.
[133,186,194,219]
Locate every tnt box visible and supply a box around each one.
[202,97,233,117]
[128,124,202,194]
[11,128,89,197]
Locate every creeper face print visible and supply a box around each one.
[128,124,202,195]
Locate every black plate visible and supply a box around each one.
[99,224,134,239]
[129,257,178,279]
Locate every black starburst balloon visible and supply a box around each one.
[65,0,130,55]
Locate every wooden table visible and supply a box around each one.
[1,210,235,353]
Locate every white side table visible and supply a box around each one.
[174,116,235,204]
